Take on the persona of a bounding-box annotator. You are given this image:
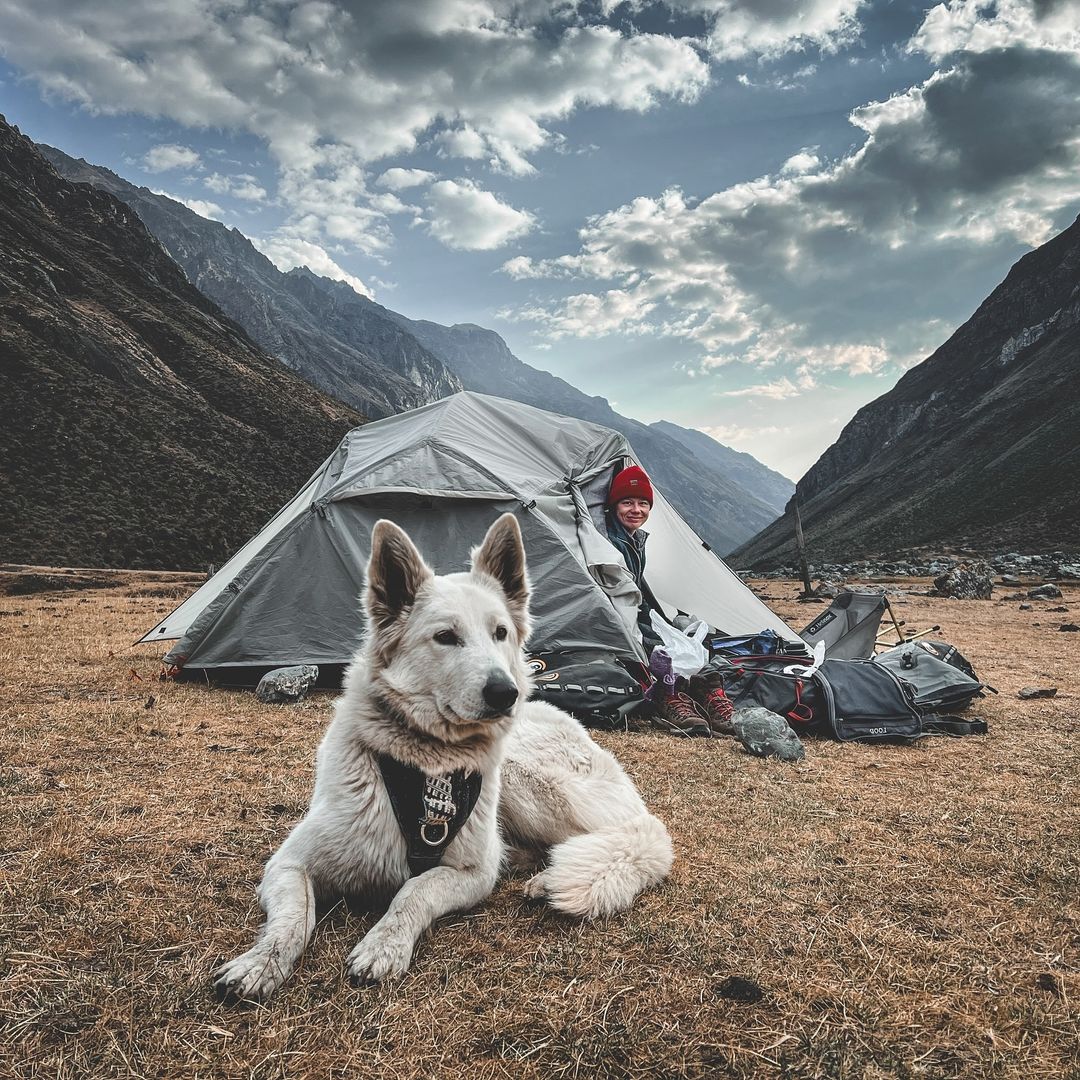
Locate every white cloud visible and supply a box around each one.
[376,167,436,191]
[424,179,536,251]
[151,189,224,221]
[715,377,805,400]
[502,14,1080,381]
[435,126,488,161]
[251,234,373,298]
[910,0,1080,61]
[0,1,715,243]
[143,143,201,172]
[694,0,865,60]
[0,0,875,264]
[204,172,267,201]
[780,149,821,175]
[699,423,784,446]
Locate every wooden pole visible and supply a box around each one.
[882,596,906,645]
[793,492,813,597]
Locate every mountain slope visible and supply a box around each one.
[0,116,360,570]
[38,145,462,418]
[731,217,1080,568]
[649,420,793,516]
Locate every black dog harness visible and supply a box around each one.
[377,755,483,876]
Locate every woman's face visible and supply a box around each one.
[615,497,651,532]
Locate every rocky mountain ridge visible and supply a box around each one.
[1,116,360,569]
[38,145,462,419]
[649,419,792,514]
[731,215,1080,568]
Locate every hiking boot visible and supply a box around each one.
[688,671,736,736]
[658,692,712,738]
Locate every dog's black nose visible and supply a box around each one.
[482,674,518,714]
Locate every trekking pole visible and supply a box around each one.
[793,494,813,597]
[875,623,942,647]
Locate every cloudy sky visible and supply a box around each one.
[3,1,1080,480]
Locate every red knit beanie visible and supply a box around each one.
[608,465,653,506]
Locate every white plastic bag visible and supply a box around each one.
[649,611,709,677]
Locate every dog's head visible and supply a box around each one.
[363,512,532,744]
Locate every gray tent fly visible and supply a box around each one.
[140,392,799,685]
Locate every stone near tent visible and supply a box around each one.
[1019,603,1033,611]
[256,665,319,704]
[1018,687,1057,699]
[933,562,994,600]
[1028,583,1063,600]
[733,706,805,762]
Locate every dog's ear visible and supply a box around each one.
[471,512,530,639]
[366,519,433,631]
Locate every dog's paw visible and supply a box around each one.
[345,929,414,986]
[213,949,287,1004]
[522,869,550,905]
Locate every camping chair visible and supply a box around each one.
[799,588,899,660]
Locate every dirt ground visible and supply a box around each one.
[1,568,1077,1079]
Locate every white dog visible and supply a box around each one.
[214,513,672,1002]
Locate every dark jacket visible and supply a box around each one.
[606,513,662,651]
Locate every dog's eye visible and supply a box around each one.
[494,625,508,641]
[433,629,462,646]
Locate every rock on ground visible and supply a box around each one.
[934,562,994,600]
[256,665,319,704]
[732,706,805,762]
[1028,583,1063,600]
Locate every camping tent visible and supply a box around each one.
[141,392,798,683]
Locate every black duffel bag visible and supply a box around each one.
[713,654,986,742]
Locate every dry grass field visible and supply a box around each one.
[1,567,1077,1079]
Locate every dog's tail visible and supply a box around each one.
[534,813,673,919]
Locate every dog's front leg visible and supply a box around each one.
[214,862,316,1003]
[345,863,497,984]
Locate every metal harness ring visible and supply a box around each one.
[420,819,450,847]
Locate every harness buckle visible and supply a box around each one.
[420,819,450,846]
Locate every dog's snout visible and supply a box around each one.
[482,673,519,714]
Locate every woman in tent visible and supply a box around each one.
[605,466,734,739]
[604,466,658,645]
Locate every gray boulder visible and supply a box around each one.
[933,562,994,600]
[1028,583,1063,600]
[733,707,805,762]
[256,665,319,704]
